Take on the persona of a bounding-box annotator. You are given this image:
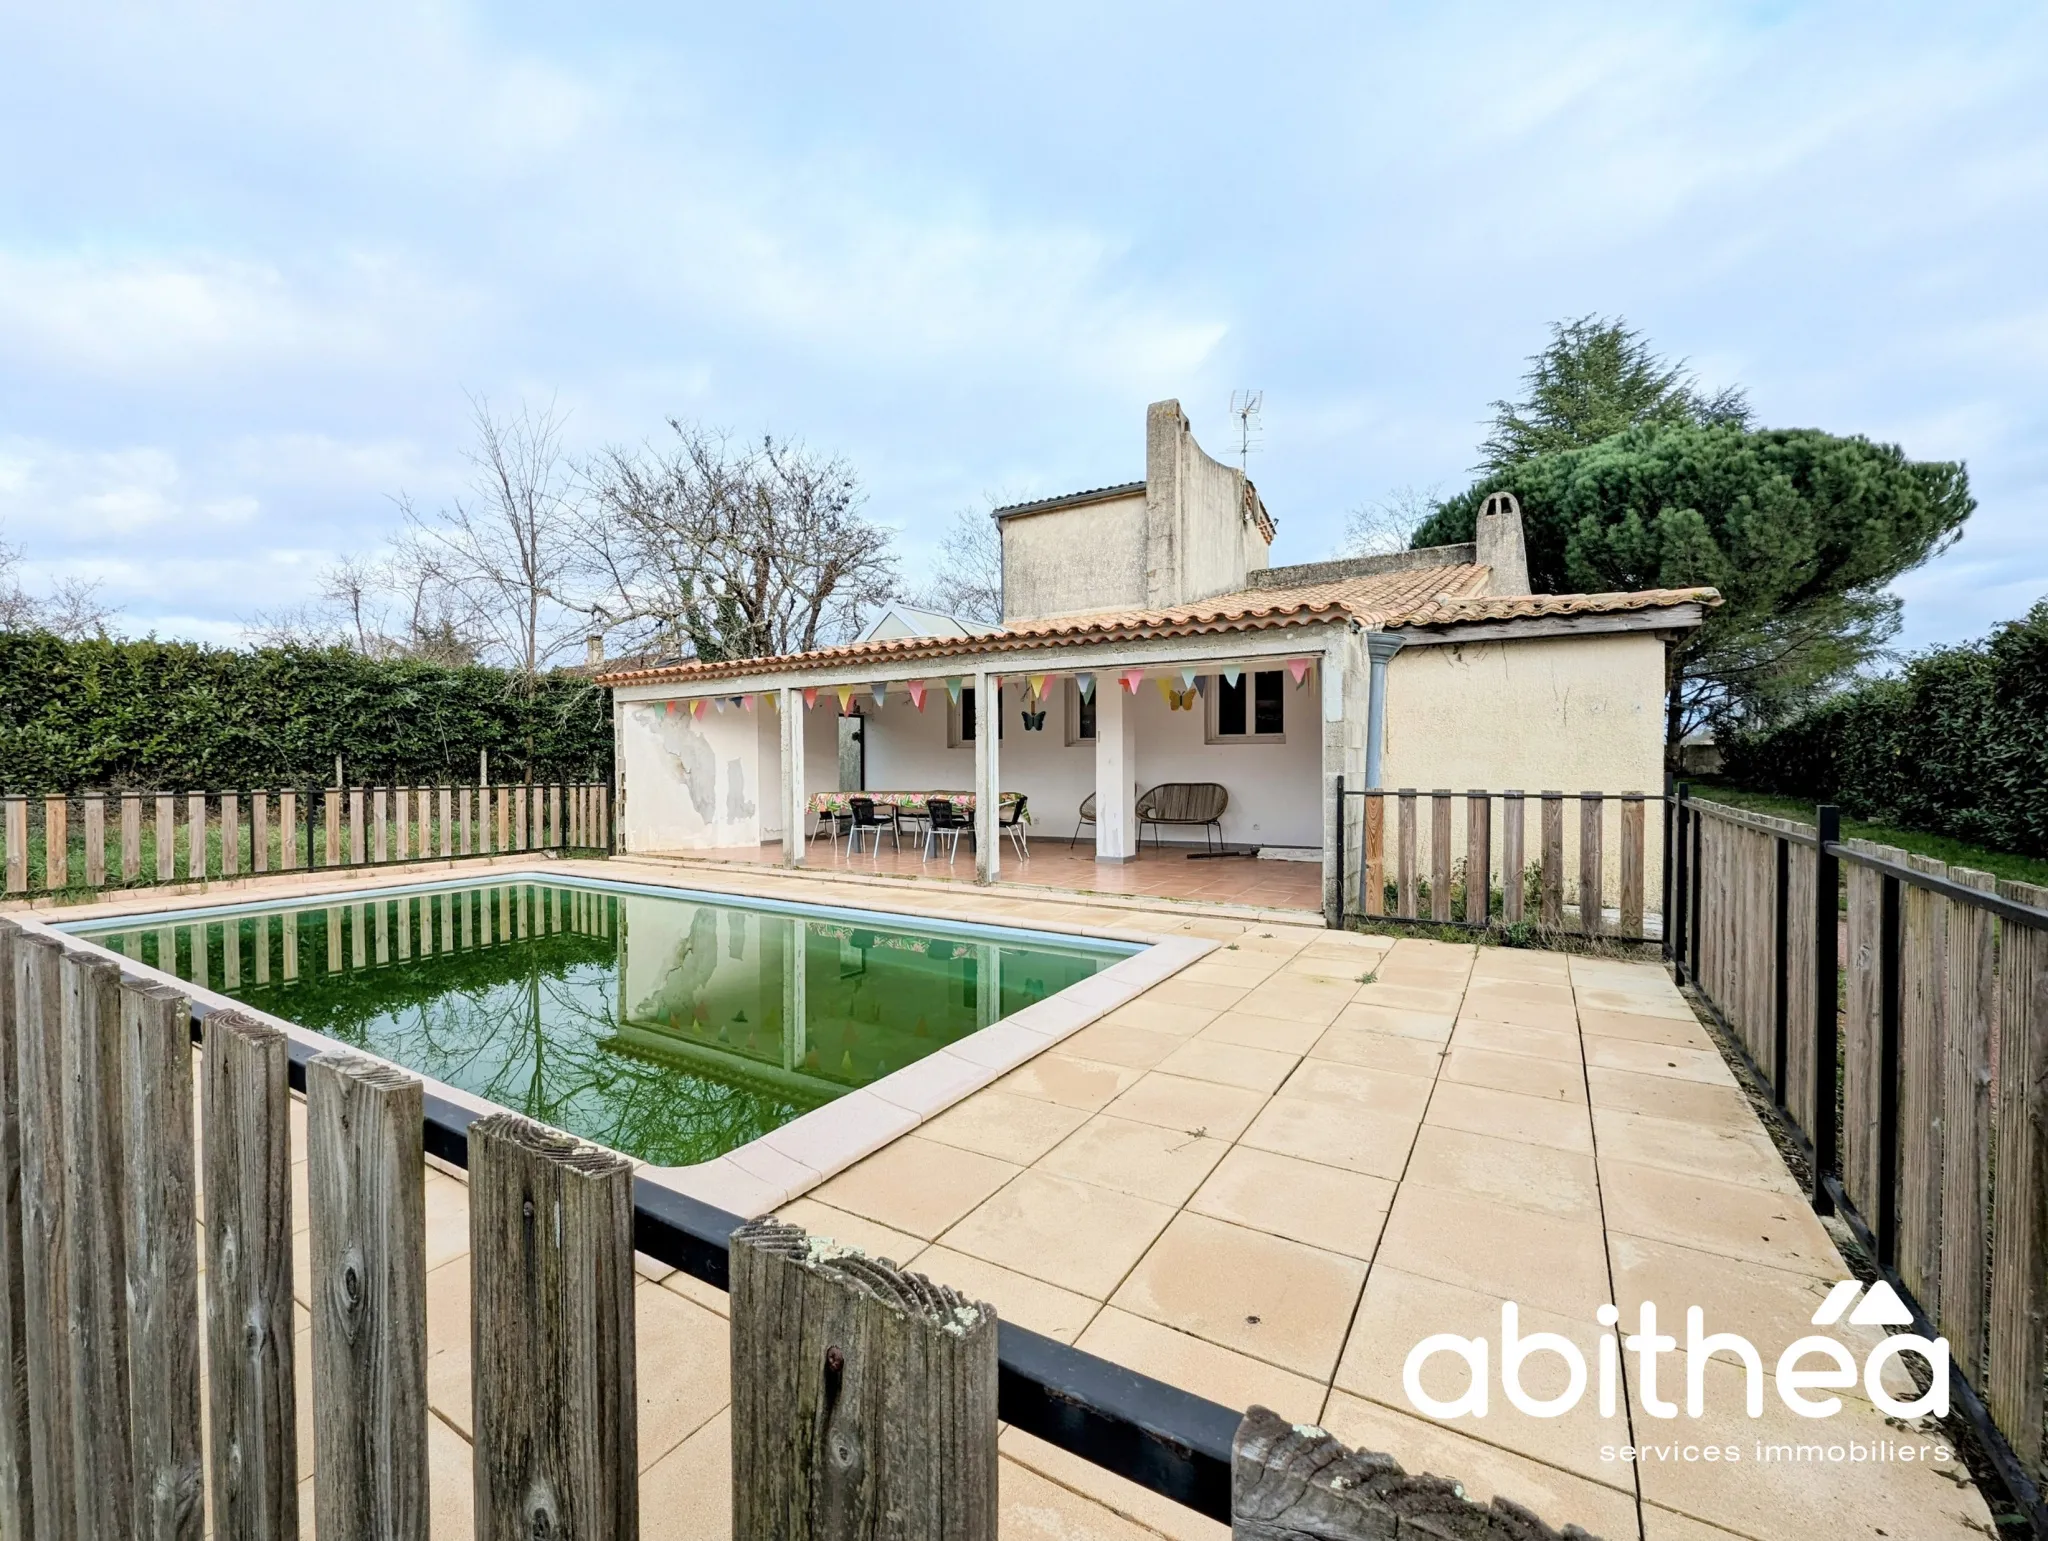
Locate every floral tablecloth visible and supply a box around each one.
[806,791,1025,819]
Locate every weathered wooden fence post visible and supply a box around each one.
[1230,1406,1599,1538]
[1429,790,1453,923]
[122,793,143,883]
[1395,791,1417,919]
[12,933,69,1541]
[278,790,299,871]
[1578,792,1605,936]
[0,920,35,1538]
[1464,790,1491,926]
[1988,883,2048,1481]
[729,1218,998,1541]
[470,1113,637,1541]
[1501,790,1526,925]
[44,796,68,890]
[203,1010,299,1540]
[155,794,177,883]
[1619,794,1645,939]
[1540,792,1565,927]
[83,793,107,890]
[185,792,206,882]
[1,797,23,894]
[308,1052,428,1540]
[118,978,204,1540]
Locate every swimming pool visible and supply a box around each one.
[64,875,1138,1167]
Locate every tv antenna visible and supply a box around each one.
[1228,390,1264,473]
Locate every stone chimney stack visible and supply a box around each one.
[586,634,605,668]
[1475,492,1531,596]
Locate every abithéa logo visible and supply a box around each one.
[1402,1280,1945,1423]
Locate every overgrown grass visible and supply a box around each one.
[1688,779,2048,888]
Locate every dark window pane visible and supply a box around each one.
[1078,690,1096,740]
[1253,671,1284,735]
[963,687,976,740]
[1218,674,1247,736]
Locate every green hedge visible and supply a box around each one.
[0,631,612,792]
[1719,599,2048,858]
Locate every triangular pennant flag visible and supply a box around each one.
[1181,668,1197,689]
[907,680,927,711]
[691,698,707,719]
[713,697,726,712]
[742,694,755,710]
[663,700,676,714]
[1156,677,1175,705]
[870,680,887,705]
[1288,658,1310,686]
[803,687,819,709]
[946,677,963,705]
[1193,674,1207,697]
[1222,668,1242,687]
[1120,667,1144,695]
[1029,673,1048,701]
[1076,673,1095,702]
[835,685,855,713]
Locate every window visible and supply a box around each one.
[1208,670,1286,744]
[1064,678,1096,745]
[962,686,976,741]
[949,685,1002,747]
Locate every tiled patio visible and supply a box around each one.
[41,856,1993,1540]
[641,834,1328,913]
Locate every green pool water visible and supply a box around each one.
[66,877,1131,1166]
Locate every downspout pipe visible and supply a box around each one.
[1364,632,1404,789]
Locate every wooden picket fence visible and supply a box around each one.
[1675,793,2048,1517]
[0,781,611,898]
[0,913,1607,1541]
[1339,785,1657,940]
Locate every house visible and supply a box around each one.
[597,400,1716,922]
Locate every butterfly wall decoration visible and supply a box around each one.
[1021,708,1046,731]
[1168,688,1196,712]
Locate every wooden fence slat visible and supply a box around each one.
[14,933,70,1541]
[82,795,106,890]
[0,920,35,1538]
[220,791,240,878]
[203,1010,299,1541]
[325,788,342,868]
[1500,792,1525,925]
[549,785,562,848]
[1897,852,1949,1320]
[1539,794,1563,928]
[371,788,388,865]
[1989,884,2048,1478]
[1,799,21,895]
[1463,791,1490,925]
[251,791,269,875]
[122,794,142,883]
[155,795,176,884]
[349,789,366,866]
[1619,795,1645,938]
[1939,868,1996,1385]
[44,798,68,891]
[1842,851,1884,1217]
[1362,796,1384,917]
[1578,793,1604,936]
[731,1218,998,1541]
[438,786,453,859]
[184,792,205,882]
[118,978,203,1540]
[514,787,530,854]
[1429,791,1452,923]
[470,1113,636,1541]
[58,952,135,1535]
[1785,840,1818,1135]
[458,788,473,858]
[279,791,299,871]
[1395,792,1417,919]
[309,1052,428,1541]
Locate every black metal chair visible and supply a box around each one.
[924,798,971,862]
[846,796,898,855]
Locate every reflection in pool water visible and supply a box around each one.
[70,880,1126,1166]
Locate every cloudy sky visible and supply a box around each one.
[2,1,2042,654]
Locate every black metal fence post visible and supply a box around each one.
[1811,804,1840,1215]
[1331,773,1346,929]
[1660,774,1674,962]
[1874,861,1902,1261]
[1671,784,1691,984]
[1772,834,1790,1108]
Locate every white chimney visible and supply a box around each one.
[1475,492,1531,596]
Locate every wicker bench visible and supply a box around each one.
[1136,782,1229,853]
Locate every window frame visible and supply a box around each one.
[1203,669,1288,746]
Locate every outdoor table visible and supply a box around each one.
[806,791,1023,818]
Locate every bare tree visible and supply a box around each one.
[243,552,482,664]
[0,530,114,638]
[397,396,586,688]
[912,505,1004,626]
[1343,484,1444,557]
[582,422,897,661]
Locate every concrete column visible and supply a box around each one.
[781,686,807,867]
[1094,679,1138,862]
[1365,634,1404,789]
[974,671,1000,883]
[781,918,808,1068]
[975,942,998,1029]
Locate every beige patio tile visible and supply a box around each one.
[1132,978,1246,1014]
[634,1279,731,1469]
[428,1410,476,1540]
[1375,1186,1611,1318]
[1238,1093,1420,1181]
[640,1409,730,1539]
[1155,1037,1302,1094]
[425,1255,474,1436]
[911,1244,1101,1343]
[1112,1211,1366,1379]
[1104,1071,1270,1142]
[1459,987,1579,1030]
[1344,983,1468,1014]
[1197,1007,1327,1055]
[1038,1112,1231,1206]
[1305,1025,1447,1080]
[1440,1044,1587,1104]
[998,1429,1229,1541]
[1058,1019,1189,1070]
[989,1051,1144,1112]
[999,1454,1174,1541]
[1076,1306,1324,1425]
[1449,1017,1582,1064]
[1316,1391,1641,1541]
[1232,982,1356,1027]
[1591,1106,1794,1193]
[1275,1058,1435,1117]
[1186,1145,1394,1261]
[941,1170,1176,1298]
[1094,995,1222,1035]
[1582,1038,1736,1086]
[1639,1504,1757,1540]
[1574,985,1695,1021]
[1177,963,1278,992]
[774,1196,927,1265]
[1331,1265,1632,1491]
[812,1134,1022,1240]
[1330,1001,1458,1041]
[1586,1066,1757,1128]
[1599,1160,1840,1278]
[918,1087,1091,1166]
[1402,1124,1602,1220]
[1578,1006,1718,1049]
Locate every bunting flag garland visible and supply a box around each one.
[742,694,756,710]
[803,687,819,709]
[907,680,927,711]
[663,700,676,714]
[712,697,726,712]
[1222,667,1242,688]
[1193,675,1207,698]
[1180,668,1198,689]
[835,685,855,713]
[1119,667,1145,695]
[1155,677,1175,706]
[1288,658,1311,687]
[871,680,888,705]
[1076,672,1096,703]
[1029,673,1049,701]
[945,677,963,706]
[691,698,707,719]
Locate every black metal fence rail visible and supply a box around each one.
[1669,789,2048,1538]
